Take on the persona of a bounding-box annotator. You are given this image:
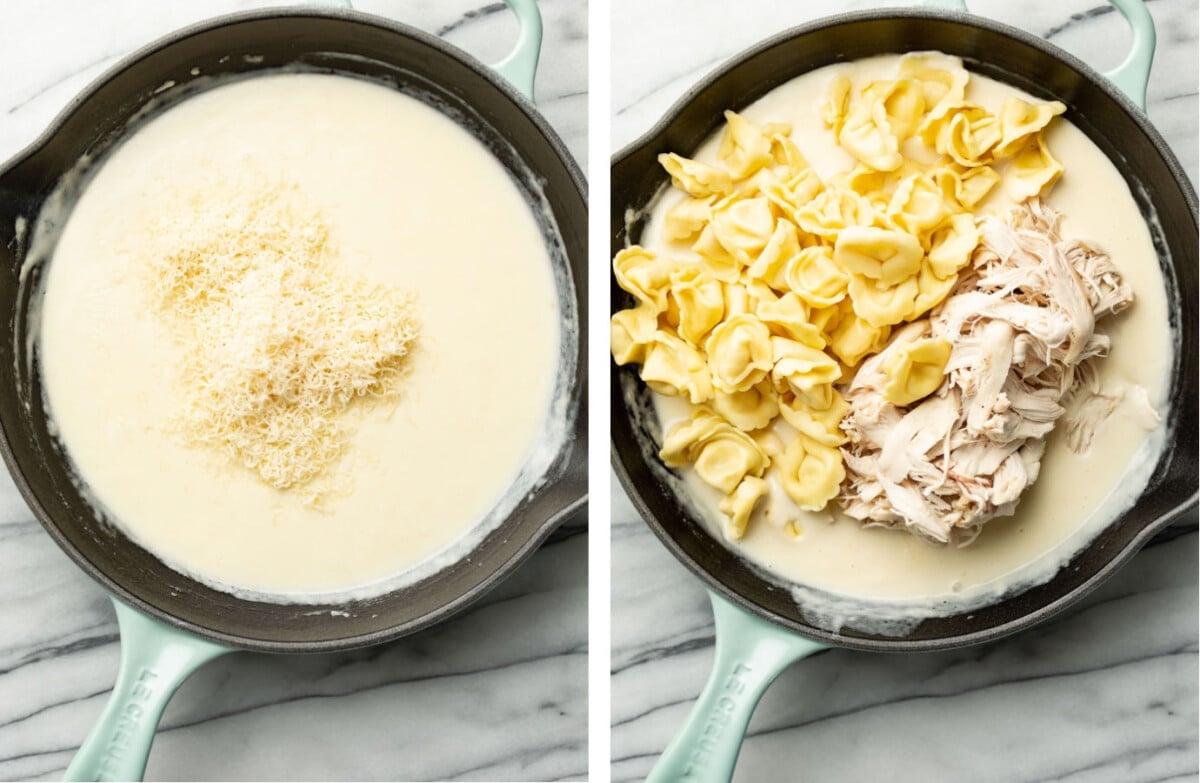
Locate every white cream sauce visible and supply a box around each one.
[637,55,1172,633]
[37,74,561,600]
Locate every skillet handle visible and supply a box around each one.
[307,0,543,102]
[1099,0,1155,110]
[920,0,1155,109]
[63,599,232,782]
[646,591,826,783]
[491,0,544,102]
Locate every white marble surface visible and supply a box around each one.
[610,1,1198,781]
[0,1,586,781]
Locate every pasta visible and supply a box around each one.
[713,381,779,431]
[705,314,774,393]
[664,195,716,241]
[776,433,845,511]
[834,226,923,286]
[717,110,779,179]
[610,303,657,365]
[880,335,953,406]
[640,332,713,403]
[719,476,770,538]
[613,247,672,311]
[709,196,776,262]
[658,152,732,197]
[669,267,725,345]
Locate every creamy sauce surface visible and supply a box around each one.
[38,74,561,599]
[637,55,1172,627]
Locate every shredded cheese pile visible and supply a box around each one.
[144,174,419,501]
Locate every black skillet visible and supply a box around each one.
[610,1,1196,780]
[0,2,586,779]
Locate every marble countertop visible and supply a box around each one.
[610,1,1198,781]
[0,1,586,781]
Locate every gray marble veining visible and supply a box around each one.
[610,1,1198,781]
[0,1,587,781]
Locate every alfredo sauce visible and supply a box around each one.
[37,74,562,600]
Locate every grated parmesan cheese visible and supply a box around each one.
[142,173,419,502]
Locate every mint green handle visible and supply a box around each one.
[492,0,543,101]
[306,0,543,101]
[1100,0,1155,109]
[63,599,232,782]
[646,591,826,783]
[919,0,1155,109]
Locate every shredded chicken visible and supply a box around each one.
[839,200,1144,545]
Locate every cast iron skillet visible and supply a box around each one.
[611,1,1196,780]
[0,2,586,780]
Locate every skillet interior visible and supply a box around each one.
[0,10,588,652]
[611,9,1197,652]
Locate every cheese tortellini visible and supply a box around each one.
[658,153,732,198]
[835,227,923,287]
[660,407,770,496]
[714,381,779,431]
[776,432,845,511]
[705,314,774,393]
[719,476,770,538]
[612,52,1069,539]
[881,335,952,406]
